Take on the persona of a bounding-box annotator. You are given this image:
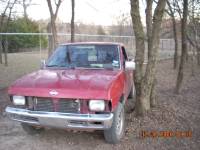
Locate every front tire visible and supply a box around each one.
[21,123,44,135]
[103,103,125,144]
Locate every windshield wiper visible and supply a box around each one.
[46,64,60,67]
[74,66,114,70]
[46,64,69,68]
[105,67,114,70]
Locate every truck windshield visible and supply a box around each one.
[46,44,120,69]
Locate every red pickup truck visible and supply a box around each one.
[6,42,135,144]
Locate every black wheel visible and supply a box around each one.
[21,123,44,135]
[103,103,125,144]
[126,86,136,113]
[128,85,135,99]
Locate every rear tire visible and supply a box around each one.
[126,86,136,113]
[21,123,44,135]
[103,103,125,144]
[128,85,135,99]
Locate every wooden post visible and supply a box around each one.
[47,23,53,57]
[4,38,8,66]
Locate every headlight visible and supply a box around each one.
[13,95,25,105]
[89,100,105,111]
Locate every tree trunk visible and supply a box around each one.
[71,0,75,43]
[46,0,62,56]
[0,39,2,64]
[197,50,200,65]
[0,1,10,64]
[145,0,157,107]
[146,0,153,54]
[47,22,53,57]
[130,0,166,116]
[150,78,157,107]
[175,0,188,94]
[167,0,179,69]
[186,34,200,66]
[186,48,189,62]
[144,0,166,110]
[173,35,179,69]
[23,0,28,20]
[191,47,195,76]
[130,0,146,115]
[4,39,8,66]
[2,1,16,66]
[172,16,178,69]
[45,17,58,57]
[50,17,58,54]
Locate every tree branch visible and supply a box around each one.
[54,0,62,19]
[46,0,54,18]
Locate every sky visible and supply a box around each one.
[1,0,146,25]
[28,0,132,25]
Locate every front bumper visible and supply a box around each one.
[5,107,113,130]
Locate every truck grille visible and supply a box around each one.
[34,98,54,112]
[28,97,80,113]
[59,99,80,113]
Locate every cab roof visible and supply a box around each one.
[60,42,124,47]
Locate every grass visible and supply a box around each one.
[0,51,47,89]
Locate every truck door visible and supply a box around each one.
[121,46,133,98]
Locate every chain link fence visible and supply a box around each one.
[0,32,178,58]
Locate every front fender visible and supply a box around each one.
[108,71,125,111]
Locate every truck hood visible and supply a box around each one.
[8,69,121,100]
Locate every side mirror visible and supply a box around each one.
[40,59,46,69]
[128,57,134,61]
[125,61,135,70]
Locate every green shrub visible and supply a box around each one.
[4,18,47,52]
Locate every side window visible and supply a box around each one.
[122,46,128,68]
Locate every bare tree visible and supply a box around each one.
[175,0,188,93]
[5,0,17,66]
[130,0,167,115]
[71,0,75,42]
[22,0,32,20]
[154,0,180,69]
[46,0,62,56]
[130,0,145,115]
[114,13,132,36]
[146,0,153,57]
[145,0,157,107]
[0,0,11,64]
[0,0,17,66]
[187,25,200,65]
[166,0,179,69]
[187,0,200,65]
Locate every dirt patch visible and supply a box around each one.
[0,59,200,150]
